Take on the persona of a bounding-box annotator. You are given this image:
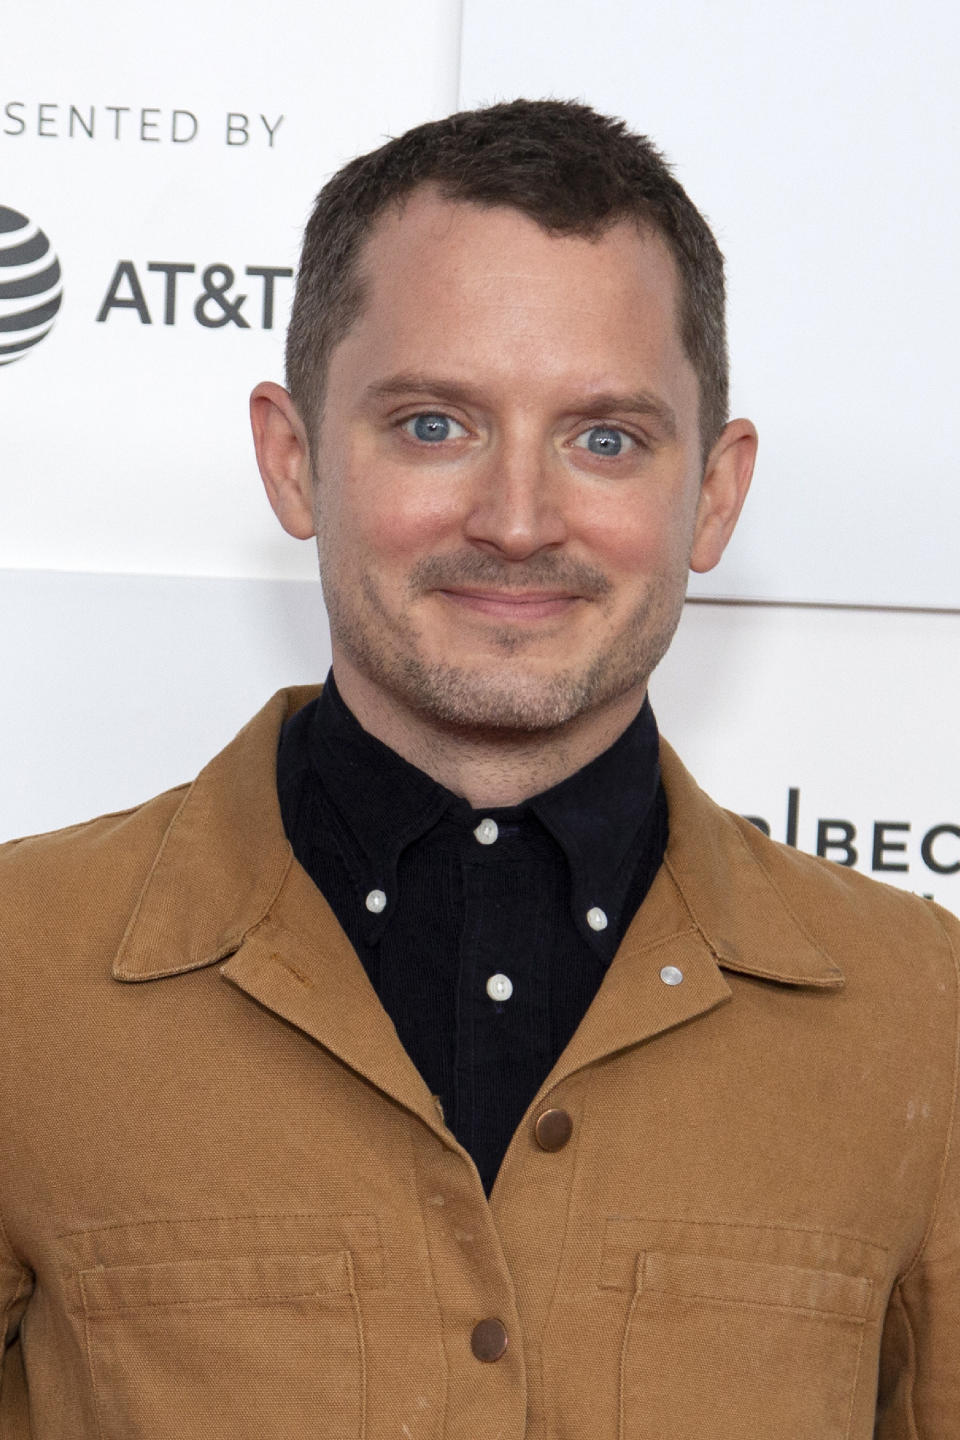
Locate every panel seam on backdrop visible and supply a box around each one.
[454,0,466,107]
[4,572,955,616]
[686,598,960,618]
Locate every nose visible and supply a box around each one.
[462,434,568,560]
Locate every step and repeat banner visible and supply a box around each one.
[1,0,460,579]
[3,0,958,916]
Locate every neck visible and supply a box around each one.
[330,662,648,807]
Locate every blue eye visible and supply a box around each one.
[573,425,635,457]
[404,413,467,443]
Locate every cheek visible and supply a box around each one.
[580,497,694,581]
[343,461,466,559]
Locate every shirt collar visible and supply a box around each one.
[526,704,662,950]
[294,671,663,955]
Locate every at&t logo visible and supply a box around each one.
[0,206,63,367]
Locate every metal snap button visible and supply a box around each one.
[471,1318,508,1362]
[534,1108,573,1152]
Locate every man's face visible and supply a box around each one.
[295,190,749,737]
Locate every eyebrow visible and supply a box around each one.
[366,374,485,410]
[574,390,678,440]
[365,372,678,440]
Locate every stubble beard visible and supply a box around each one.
[320,549,687,738]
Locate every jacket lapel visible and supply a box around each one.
[112,687,452,1144]
[533,740,845,1094]
[218,864,451,1142]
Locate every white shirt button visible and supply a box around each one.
[365,889,387,914]
[486,973,514,1001]
[660,965,684,986]
[474,818,499,845]
[586,906,608,932]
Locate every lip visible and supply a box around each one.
[436,587,583,621]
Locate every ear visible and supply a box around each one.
[689,418,758,574]
[249,381,316,540]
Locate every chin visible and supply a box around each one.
[330,574,685,738]
[387,654,643,737]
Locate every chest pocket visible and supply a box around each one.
[62,1215,381,1440]
[605,1219,886,1440]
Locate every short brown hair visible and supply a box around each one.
[286,98,729,451]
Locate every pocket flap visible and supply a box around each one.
[79,1249,352,1314]
[640,1250,871,1320]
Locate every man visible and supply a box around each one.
[0,100,957,1439]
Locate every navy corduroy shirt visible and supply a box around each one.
[276,672,667,1194]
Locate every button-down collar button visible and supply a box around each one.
[660,964,684,986]
[365,889,387,914]
[534,1108,573,1152]
[473,817,499,845]
[486,973,513,1001]
[471,1318,508,1362]
[586,906,608,932]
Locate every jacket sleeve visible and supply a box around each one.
[0,1224,33,1439]
[876,905,960,1436]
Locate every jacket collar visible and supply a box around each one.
[113,687,842,991]
[657,741,844,989]
[112,688,316,982]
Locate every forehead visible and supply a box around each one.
[360,188,679,323]
[326,188,696,418]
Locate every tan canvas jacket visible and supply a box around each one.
[1,688,958,1439]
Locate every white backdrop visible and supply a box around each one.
[3,0,958,918]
